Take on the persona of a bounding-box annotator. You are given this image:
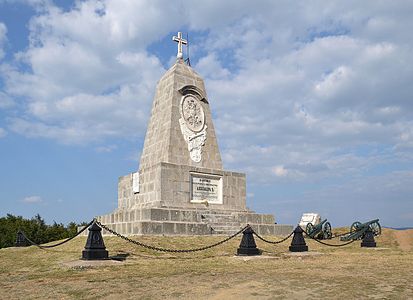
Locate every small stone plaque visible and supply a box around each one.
[190,173,223,204]
[132,172,139,193]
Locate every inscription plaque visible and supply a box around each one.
[190,173,223,204]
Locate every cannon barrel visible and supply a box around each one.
[311,219,327,230]
[361,219,379,226]
[351,219,379,231]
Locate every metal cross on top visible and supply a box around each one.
[172,32,187,59]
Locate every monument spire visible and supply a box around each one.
[94,32,291,237]
[172,31,187,59]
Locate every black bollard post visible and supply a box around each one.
[82,221,109,260]
[289,226,308,252]
[15,230,27,247]
[237,225,261,256]
[361,228,376,248]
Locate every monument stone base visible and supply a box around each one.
[96,207,292,236]
[94,162,293,236]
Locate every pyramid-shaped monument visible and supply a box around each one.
[98,32,292,235]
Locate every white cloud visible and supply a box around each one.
[314,65,353,98]
[2,1,168,143]
[22,195,43,203]
[0,127,6,138]
[272,165,288,177]
[195,53,230,80]
[95,144,117,153]
[0,0,412,188]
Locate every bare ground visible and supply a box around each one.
[0,228,412,299]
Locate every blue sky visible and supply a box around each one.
[0,0,412,228]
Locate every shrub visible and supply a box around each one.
[0,214,84,248]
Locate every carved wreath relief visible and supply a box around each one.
[179,94,207,162]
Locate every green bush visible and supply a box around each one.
[0,214,83,248]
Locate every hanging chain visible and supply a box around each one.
[96,221,248,253]
[330,230,353,239]
[253,230,294,245]
[20,219,95,249]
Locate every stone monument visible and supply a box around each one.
[97,32,292,235]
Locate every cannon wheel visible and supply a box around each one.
[306,223,314,235]
[323,222,332,239]
[369,221,381,236]
[350,221,361,233]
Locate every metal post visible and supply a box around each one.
[361,228,377,248]
[237,225,261,256]
[15,230,27,247]
[82,221,109,260]
[289,226,308,252]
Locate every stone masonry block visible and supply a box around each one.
[175,223,187,234]
[163,222,175,234]
[150,209,170,221]
[141,222,163,235]
[246,214,262,224]
[262,214,275,224]
[186,223,209,235]
[181,211,197,222]
[170,210,181,222]
[141,209,152,220]
[257,224,273,235]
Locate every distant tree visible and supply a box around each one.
[0,214,86,249]
[67,222,78,237]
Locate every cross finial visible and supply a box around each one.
[172,32,187,59]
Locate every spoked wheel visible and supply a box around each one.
[369,221,381,236]
[323,222,332,239]
[306,223,314,236]
[350,221,361,233]
[350,221,362,239]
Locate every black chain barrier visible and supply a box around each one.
[19,218,358,251]
[253,230,295,245]
[303,230,357,247]
[20,219,95,249]
[330,230,353,239]
[96,221,248,253]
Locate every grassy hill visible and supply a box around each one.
[0,228,412,299]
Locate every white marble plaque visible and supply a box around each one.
[190,173,222,204]
[132,172,140,193]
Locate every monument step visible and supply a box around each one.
[209,223,242,235]
[200,213,237,223]
[210,223,241,228]
[200,213,235,218]
[203,217,237,223]
[211,229,241,235]
[206,222,240,227]
[200,211,243,234]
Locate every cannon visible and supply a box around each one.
[340,219,381,241]
[306,219,332,239]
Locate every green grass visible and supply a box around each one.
[0,228,412,299]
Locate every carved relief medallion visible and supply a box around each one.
[179,94,207,162]
[181,95,205,132]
